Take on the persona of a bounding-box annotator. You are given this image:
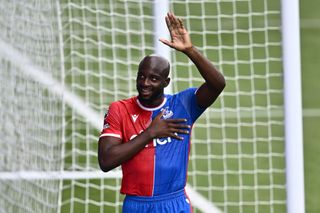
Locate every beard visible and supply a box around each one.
[137,86,164,106]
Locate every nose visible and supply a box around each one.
[141,77,151,86]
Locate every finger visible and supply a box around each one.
[168,123,191,129]
[165,16,173,32]
[170,13,179,29]
[170,133,184,140]
[166,12,178,30]
[159,38,174,48]
[178,18,185,29]
[168,11,177,24]
[167,11,174,22]
[165,16,175,42]
[170,128,189,135]
[155,110,165,120]
[166,118,188,123]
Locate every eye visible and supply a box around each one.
[150,76,159,82]
[137,74,145,80]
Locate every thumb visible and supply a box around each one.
[155,109,166,120]
[149,109,165,127]
[159,38,173,48]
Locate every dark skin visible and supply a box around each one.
[98,12,226,172]
[136,55,171,108]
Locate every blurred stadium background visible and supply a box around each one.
[0,0,319,212]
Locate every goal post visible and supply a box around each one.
[281,0,305,212]
[0,0,304,213]
[153,0,172,94]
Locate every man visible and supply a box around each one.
[98,12,225,212]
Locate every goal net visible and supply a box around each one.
[0,0,286,213]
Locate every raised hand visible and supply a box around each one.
[159,12,193,52]
[146,110,190,140]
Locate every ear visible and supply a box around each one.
[164,78,170,87]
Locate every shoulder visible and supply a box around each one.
[105,97,137,121]
[165,88,198,105]
[107,96,140,119]
[175,87,206,111]
[174,87,198,98]
[179,87,198,94]
[110,96,137,108]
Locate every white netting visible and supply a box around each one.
[171,1,286,212]
[0,1,62,213]
[0,0,286,213]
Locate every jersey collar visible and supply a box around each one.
[136,96,167,111]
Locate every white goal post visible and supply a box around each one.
[281,0,305,212]
[0,0,304,213]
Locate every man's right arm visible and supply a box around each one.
[98,130,153,172]
[98,110,190,172]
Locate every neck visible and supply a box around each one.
[137,94,165,109]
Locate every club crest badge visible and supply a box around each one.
[161,107,173,119]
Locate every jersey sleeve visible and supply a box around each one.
[100,102,123,139]
[177,87,207,123]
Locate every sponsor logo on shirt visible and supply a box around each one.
[152,137,172,147]
[129,131,174,147]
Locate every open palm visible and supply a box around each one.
[159,12,193,52]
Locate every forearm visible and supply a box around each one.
[99,130,153,172]
[183,46,225,91]
[99,110,190,172]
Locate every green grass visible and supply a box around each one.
[57,0,320,212]
[300,1,320,212]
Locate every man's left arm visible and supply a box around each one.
[159,12,225,108]
[183,46,225,108]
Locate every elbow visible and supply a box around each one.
[98,157,114,172]
[99,162,113,173]
[220,76,226,91]
[217,74,226,93]
[212,75,226,94]
[98,159,108,172]
[99,162,108,172]
[208,72,226,93]
[100,167,112,173]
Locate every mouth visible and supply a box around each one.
[139,87,152,97]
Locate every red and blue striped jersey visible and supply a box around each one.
[100,88,206,196]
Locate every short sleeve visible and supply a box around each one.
[176,87,206,122]
[100,102,122,139]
